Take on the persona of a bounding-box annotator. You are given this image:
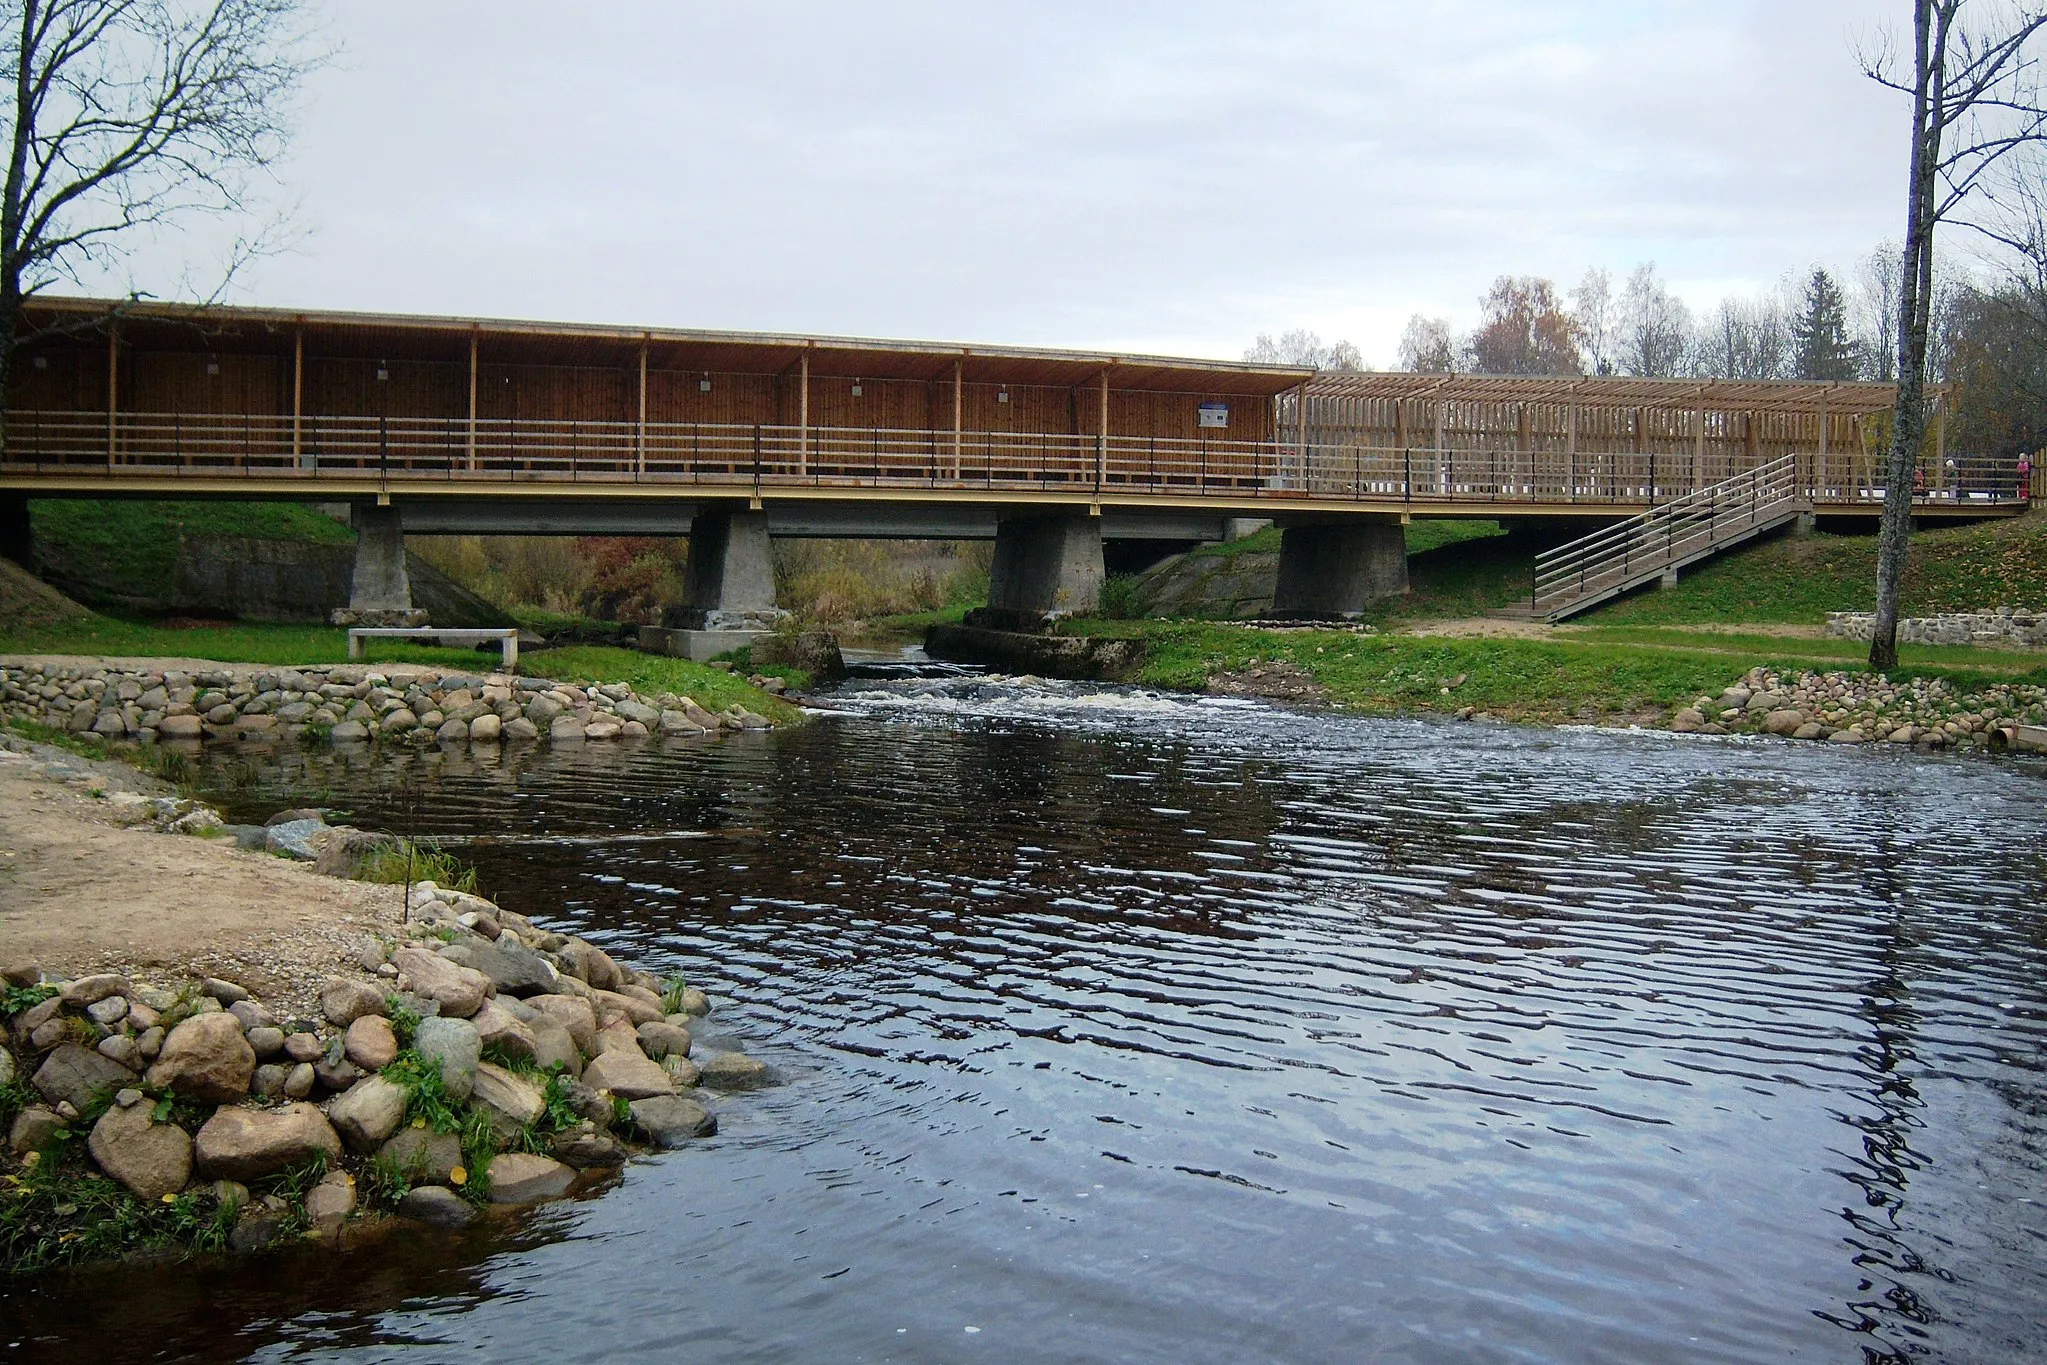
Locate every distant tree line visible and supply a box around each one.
[1249,246,2047,463]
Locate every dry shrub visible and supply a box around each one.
[775,540,989,623]
[408,535,598,615]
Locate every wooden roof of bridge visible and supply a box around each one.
[1305,372,1901,415]
[21,296,1315,398]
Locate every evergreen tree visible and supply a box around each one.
[1791,268,1858,380]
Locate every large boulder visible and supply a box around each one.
[326,1075,409,1153]
[470,1061,545,1137]
[413,1016,482,1103]
[441,938,557,997]
[87,1099,193,1200]
[145,1013,255,1104]
[627,1095,717,1147]
[33,1043,138,1111]
[379,1128,464,1185]
[305,1170,357,1241]
[397,1185,474,1226]
[590,988,663,1027]
[194,1103,343,1181]
[60,973,132,1008]
[528,995,597,1053]
[697,1051,775,1091]
[582,1047,675,1100]
[344,1015,399,1072]
[469,998,538,1064]
[320,978,388,1027]
[312,828,398,880]
[527,1014,582,1079]
[486,1152,576,1204]
[636,1021,692,1060]
[555,940,623,993]
[264,818,328,860]
[392,948,490,1019]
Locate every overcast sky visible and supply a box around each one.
[126,0,1908,365]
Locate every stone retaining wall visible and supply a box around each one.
[1826,609,2047,648]
[0,662,774,746]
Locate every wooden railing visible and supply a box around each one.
[1533,455,1807,620]
[0,410,2027,510]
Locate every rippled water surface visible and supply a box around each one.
[7,676,2047,1364]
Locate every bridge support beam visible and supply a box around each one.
[0,494,31,571]
[969,514,1103,630]
[336,503,425,626]
[1271,518,1407,619]
[674,509,785,631]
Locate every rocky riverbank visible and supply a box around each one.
[0,744,778,1275]
[1669,665,2047,748]
[0,661,777,747]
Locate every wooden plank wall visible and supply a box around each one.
[6,337,1285,447]
[1302,394,1871,468]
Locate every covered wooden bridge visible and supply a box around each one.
[0,298,2026,627]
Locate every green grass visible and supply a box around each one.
[1588,510,2047,626]
[533,645,800,722]
[30,500,354,604]
[1067,619,2047,723]
[0,614,495,667]
[0,621,795,720]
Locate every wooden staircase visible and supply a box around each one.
[1532,455,1807,621]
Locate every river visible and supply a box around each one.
[5,672,2045,1364]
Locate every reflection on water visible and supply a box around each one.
[5,678,2045,1364]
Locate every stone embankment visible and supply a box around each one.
[1826,608,2047,649]
[0,663,775,747]
[1670,665,2047,749]
[1,809,779,1272]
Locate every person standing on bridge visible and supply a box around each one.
[2019,452,2033,504]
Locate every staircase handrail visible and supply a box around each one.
[1532,455,1802,616]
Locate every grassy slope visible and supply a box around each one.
[30,500,356,602]
[1092,620,2047,722]
[1587,510,2047,625]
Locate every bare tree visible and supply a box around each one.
[1,0,322,450]
[1618,262,1695,377]
[1396,314,1457,373]
[1245,328,1365,371]
[1862,0,2047,670]
[1466,275,1582,375]
[1857,241,1904,379]
[1699,290,1792,379]
[1569,267,1617,375]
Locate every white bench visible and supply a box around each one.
[347,627,519,668]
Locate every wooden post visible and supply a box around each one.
[1816,395,1828,498]
[636,340,648,477]
[951,358,963,480]
[798,349,810,476]
[1692,408,1704,497]
[1097,370,1109,488]
[105,325,118,467]
[466,330,479,471]
[1566,401,1578,501]
[1935,391,1946,483]
[291,328,304,469]
[1433,401,1446,494]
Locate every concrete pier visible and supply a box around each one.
[336,503,426,626]
[971,514,1103,630]
[0,494,30,571]
[673,509,785,633]
[1271,519,1407,619]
